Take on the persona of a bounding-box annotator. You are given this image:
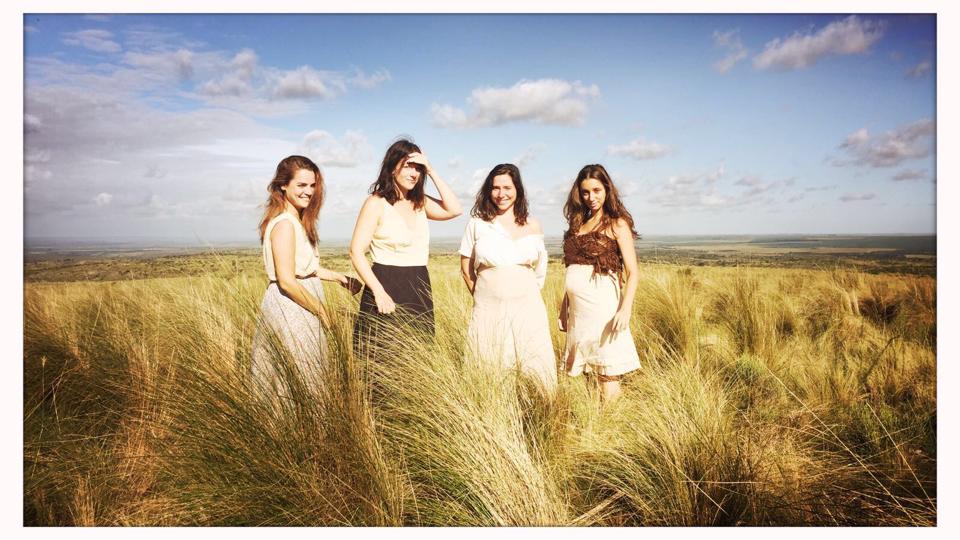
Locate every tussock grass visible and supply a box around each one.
[23,258,936,525]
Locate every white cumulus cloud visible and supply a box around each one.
[834,118,935,168]
[753,16,885,70]
[431,78,600,128]
[273,66,344,99]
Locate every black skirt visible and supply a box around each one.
[353,263,434,358]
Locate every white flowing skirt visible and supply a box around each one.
[466,265,558,390]
[251,276,328,395]
[562,264,640,377]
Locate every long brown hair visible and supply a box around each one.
[470,163,529,225]
[258,155,324,246]
[562,164,638,239]
[369,138,426,210]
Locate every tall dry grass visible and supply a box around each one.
[23,258,936,525]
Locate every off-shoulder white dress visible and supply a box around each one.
[459,217,558,390]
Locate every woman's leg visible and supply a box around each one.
[596,373,622,402]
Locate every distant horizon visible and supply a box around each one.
[24,231,939,246]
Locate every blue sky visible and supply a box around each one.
[23,13,937,242]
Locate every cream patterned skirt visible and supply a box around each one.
[251,276,328,395]
[562,264,640,377]
[466,264,558,390]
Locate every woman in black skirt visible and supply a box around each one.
[349,138,462,357]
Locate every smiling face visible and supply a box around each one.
[281,168,317,211]
[490,173,516,213]
[579,177,606,214]
[392,156,424,193]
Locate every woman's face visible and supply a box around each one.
[579,177,606,214]
[393,156,423,192]
[282,168,317,211]
[490,173,516,213]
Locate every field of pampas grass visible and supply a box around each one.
[23,256,936,526]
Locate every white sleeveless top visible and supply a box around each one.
[458,217,548,288]
[369,197,429,266]
[262,212,320,281]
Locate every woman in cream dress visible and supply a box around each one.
[459,164,557,390]
[251,155,360,396]
[559,164,641,401]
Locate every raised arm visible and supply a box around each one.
[406,151,462,221]
[610,218,639,333]
[349,196,396,314]
[271,219,330,328]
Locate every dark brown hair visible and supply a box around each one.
[258,155,324,246]
[470,163,529,225]
[369,138,426,210]
[562,164,638,239]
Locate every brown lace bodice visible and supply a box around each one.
[563,230,623,276]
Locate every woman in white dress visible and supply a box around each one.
[558,164,641,401]
[459,163,557,390]
[251,155,360,396]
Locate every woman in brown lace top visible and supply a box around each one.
[558,164,641,401]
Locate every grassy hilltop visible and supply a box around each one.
[23,251,936,525]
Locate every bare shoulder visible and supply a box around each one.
[612,217,633,239]
[269,217,294,241]
[361,194,386,214]
[525,216,543,235]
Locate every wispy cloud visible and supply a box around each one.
[892,168,928,182]
[350,69,391,89]
[607,138,671,160]
[193,49,388,104]
[905,60,932,78]
[431,78,600,128]
[123,48,195,81]
[298,130,370,168]
[839,192,876,202]
[62,29,122,53]
[734,175,794,197]
[753,15,885,70]
[712,29,748,74]
[833,118,935,168]
[93,192,114,206]
[648,163,743,209]
[512,143,547,168]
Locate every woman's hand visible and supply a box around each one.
[373,289,396,314]
[611,307,631,333]
[340,275,363,295]
[404,151,433,176]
